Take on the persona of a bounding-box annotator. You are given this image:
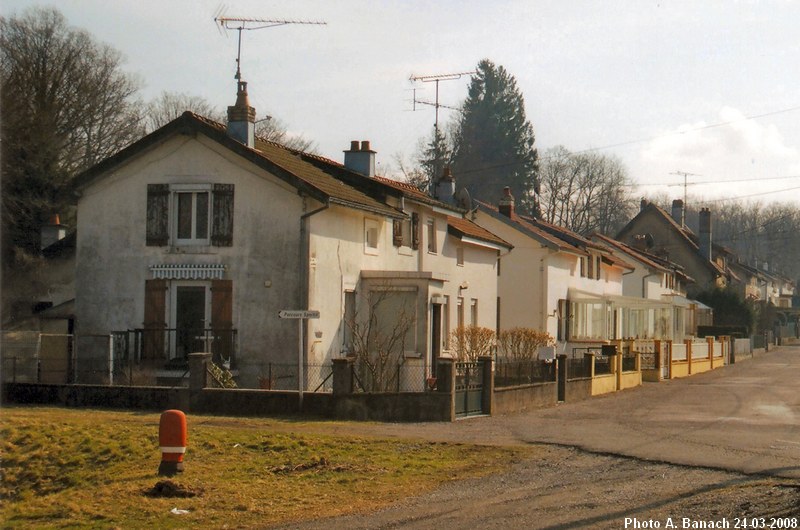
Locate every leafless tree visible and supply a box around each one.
[539,146,636,235]
[144,91,225,132]
[1,7,144,261]
[497,327,554,361]
[449,325,495,361]
[346,288,417,392]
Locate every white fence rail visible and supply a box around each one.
[691,341,708,360]
[671,343,687,361]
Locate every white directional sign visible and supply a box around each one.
[278,310,320,319]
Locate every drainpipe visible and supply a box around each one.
[299,198,330,374]
[642,272,659,299]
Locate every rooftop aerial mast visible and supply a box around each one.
[214,14,327,80]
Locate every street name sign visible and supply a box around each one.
[278,310,320,319]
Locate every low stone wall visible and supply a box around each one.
[591,374,616,396]
[191,388,334,418]
[565,377,592,402]
[2,382,188,411]
[494,382,557,414]
[333,392,453,422]
[2,383,451,422]
[619,370,642,391]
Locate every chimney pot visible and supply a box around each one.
[498,187,515,218]
[227,80,256,148]
[343,140,376,177]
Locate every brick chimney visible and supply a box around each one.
[227,81,256,148]
[498,187,515,218]
[40,214,66,250]
[343,140,376,177]
[699,208,712,260]
[671,199,684,227]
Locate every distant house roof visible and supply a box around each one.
[447,216,512,249]
[617,201,726,279]
[592,232,694,284]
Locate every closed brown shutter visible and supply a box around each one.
[143,279,167,359]
[211,184,234,246]
[411,213,420,250]
[211,280,234,363]
[392,220,403,247]
[146,184,170,246]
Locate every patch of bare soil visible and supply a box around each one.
[277,445,800,530]
[143,480,203,498]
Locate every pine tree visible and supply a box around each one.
[450,59,539,215]
[416,126,452,194]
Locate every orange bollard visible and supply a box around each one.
[158,409,187,476]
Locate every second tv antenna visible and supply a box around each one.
[214,14,326,80]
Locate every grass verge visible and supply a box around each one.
[1,406,531,528]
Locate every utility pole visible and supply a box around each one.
[214,15,326,80]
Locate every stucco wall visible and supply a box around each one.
[307,202,500,367]
[76,135,306,384]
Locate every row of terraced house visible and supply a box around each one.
[3,80,796,419]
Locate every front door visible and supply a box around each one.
[172,284,209,359]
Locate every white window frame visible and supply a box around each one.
[470,298,478,326]
[427,218,437,254]
[171,183,212,246]
[364,218,380,255]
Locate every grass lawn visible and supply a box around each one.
[1,406,529,528]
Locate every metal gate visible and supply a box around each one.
[455,361,484,417]
[660,342,670,380]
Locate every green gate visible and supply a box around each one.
[455,361,484,417]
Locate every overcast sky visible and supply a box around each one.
[3,0,800,207]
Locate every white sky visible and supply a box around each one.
[3,0,800,206]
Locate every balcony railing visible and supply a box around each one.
[112,328,238,368]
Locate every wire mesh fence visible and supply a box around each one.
[639,352,656,370]
[251,363,333,392]
[622,355,637,372]
[352,361,430,393]
[494,358,555,387]
[593,355,613,375]
[567,357,592,379]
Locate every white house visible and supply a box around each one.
[590,232,698,340]
[73,81,509,388]
[472,188,634,352]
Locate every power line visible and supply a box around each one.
[455,104,800,176]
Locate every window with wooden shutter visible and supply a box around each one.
[211,279,234,363]
[211,184,234,246]
[392,220,403,247]
[143,279,168,359]
[411,213,420,250]
[146,184,170,246]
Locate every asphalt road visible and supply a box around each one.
[321,345,800,479]
[278,346,800,529]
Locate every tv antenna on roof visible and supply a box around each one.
[214,11,326,80]
[409,71,476,134]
